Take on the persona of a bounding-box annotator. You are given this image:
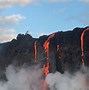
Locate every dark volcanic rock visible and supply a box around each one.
[0,26,89,80]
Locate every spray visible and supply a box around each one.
[46,68,89,90]
[0,64,43,90]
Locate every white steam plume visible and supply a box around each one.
[0,65,43,90]
[0,64,89,90]
[46,66,89,90]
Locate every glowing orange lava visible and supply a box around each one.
[43,63,49,76]
[43,33,55,62]
[56,44,61,59]
[81,28,89,66]
[43,33,55,90]
[43,63,50,90]
[34,41,37,63]
[57,45,60,52]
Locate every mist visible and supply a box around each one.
[0,64,43,90]
[46,66,89,90]
[0,64,89,90]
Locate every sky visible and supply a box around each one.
[0,0,89,42]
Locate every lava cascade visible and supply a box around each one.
[43,33,55,90]
[57,45,60,52]
[43,33,55,63]
[34,41,37,63]
[81,27,89,66]
[56,44,61,60]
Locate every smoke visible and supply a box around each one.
[46,66,89,90]
[0,64,89,90]
[0,64,43,90]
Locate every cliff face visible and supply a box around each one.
[0,27,89,80]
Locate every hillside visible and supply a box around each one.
[0,26,89,80]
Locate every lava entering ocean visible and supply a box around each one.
[0,27,89,90]
[43,33,55,90]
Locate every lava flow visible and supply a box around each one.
[43,63,50,90]
[43,33,55,62]
[34,41,37,63]
[57,45,60,52]
[43,33,55,90]
[56,44,61,59]
[81,28,89,66]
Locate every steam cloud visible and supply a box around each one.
[0,64,89,90]
[0,65,43,90]
[46,66,89,90]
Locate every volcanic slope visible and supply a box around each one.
[0,26,89,80]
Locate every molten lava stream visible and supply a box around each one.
[43,33,55,62]
[43,41,50,62]
[81,31,84,66]
[81,28,89,66]
[34,41,37,63]
[43,33,55,90]
[43,63,49,90]
[56,44,61,59]
[57,45,60,52]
